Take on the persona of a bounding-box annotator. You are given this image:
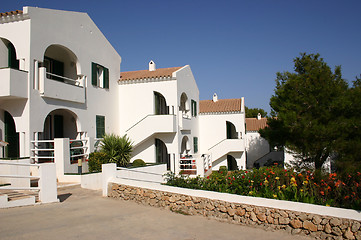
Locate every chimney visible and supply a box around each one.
[149,60,156,71]
[212,93,218,102]
[257,113,261,120]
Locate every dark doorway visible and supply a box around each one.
[226,121,238,139]
[227,155,238,171]
[154,92,168,115]
[4,111,19,158]
[155,138,170,170]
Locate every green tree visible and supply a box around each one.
[245,107,267,118]
[100,133,133,167]
[260,53,349,171]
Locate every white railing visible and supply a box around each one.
[0,160,58,204]
[31,140,55,163]
[202,154,212,170]
[70,139,88,164]
[46,72,84,87]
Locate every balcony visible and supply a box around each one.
[208,138,245,162]
[39,67,85,104]
[126,114,177,147]
[0,68,28,99]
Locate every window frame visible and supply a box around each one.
[96,115,105,138]
[92,62,109,89]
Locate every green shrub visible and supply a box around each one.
[132,159,146,167]
[219,166,228,175]
[88,152,108,172]
[100,133,133,167]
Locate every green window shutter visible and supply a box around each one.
[96,115,105,138]
[103,67,109,89]
[193,137,198,153]
[91,62,98,86]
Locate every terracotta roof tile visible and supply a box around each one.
[246,118,268,131]
[119,67,183,81]
[199,99,242,113]
[0,10,23,17]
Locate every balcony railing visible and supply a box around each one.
[38,67,86,103]
[0,68,28,99]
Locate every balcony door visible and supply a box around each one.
[4,111,19,158]
[155,138,170,170]
[154,92,168,115]
[44,56,64,82]
[226,121,238,139]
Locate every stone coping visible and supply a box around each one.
[111,178,361,221]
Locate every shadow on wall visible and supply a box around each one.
[246,135,270,169]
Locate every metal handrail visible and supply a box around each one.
[46,72,81,85]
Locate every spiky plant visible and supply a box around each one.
[100,133,133,167]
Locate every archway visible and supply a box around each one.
[155,138,170,170]
[179,92,189,118]
[154,92,168,115]
[42,44,80,83]
[180,136,190,155]
[0,38,19,69]
[0,110,19,158]
[42,109,78,140]
[226,121,238,139]
[227,155,238,171]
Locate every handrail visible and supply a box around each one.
[31,140,54,143]
[0,175,39,179]
[208,138,242,151]
[0,161,40,167]
[46,72,80,84]
[126,113,175,132]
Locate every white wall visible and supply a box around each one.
[245,131,270,168]
[199,111,246,169]
[0,7,122,158]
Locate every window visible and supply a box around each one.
[191,99,197,117]
[96,115,105,138]
[92,62,109,89]
[193,137,198,153]
[44,56,64,82]
[154,92,168,115]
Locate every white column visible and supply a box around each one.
[38,163,58,203]
[102,163,116,197]
[54,138,70,182]
[34,60,38,90]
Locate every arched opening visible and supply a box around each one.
[155,138,170,170]
[227,155,238,171]
[42,44,80,83]
[179,92,190,118]
[180,136,190,156]
[41,109,78,140]
[0,38,19,69]
[0,110,19,158]
[226,121,238,139]
[154,92,168,115]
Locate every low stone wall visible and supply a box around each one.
[109,183,361,240]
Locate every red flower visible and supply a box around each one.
[207,176,210,179]
[344,196,350,200]
[320,191,324,196]
[260,183,263,186]
[245,171,248,174]
[242,175,245,179]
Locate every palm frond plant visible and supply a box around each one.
[100,133,133,167]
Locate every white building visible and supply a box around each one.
[118,62,200,174]
[0,7,121,162]
[199,94,246,171]
[0,7,249,178]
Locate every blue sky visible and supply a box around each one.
[2,1,361,113]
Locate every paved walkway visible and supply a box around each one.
[0,185,311,240]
